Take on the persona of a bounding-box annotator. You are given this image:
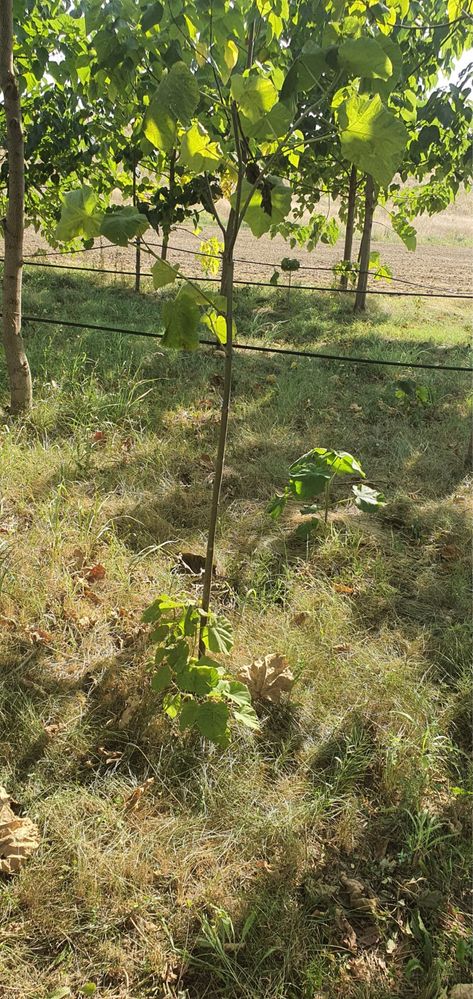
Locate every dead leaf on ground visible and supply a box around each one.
[124,778,155,812]
[334,644,351,654]
[0,615,18,630]
[92,430,106,444]
[333,584,355,595]
[84,563,106,583]
[449,986,473,999]
[0,786,40,874]
[43,721,66,738]
[83,587,102,605]
[237,654,294,704]
[97,746,123,766]
[439,544,462,561]
[118,695,142,730]
[291,612,310,627]
[340,874,378,917]
[335,906,357,952]
[27,627,53,645]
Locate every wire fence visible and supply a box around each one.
[9,256,473,300]
[10,311,473,373]
[19,238,473,297]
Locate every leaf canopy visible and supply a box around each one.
[338,94,408,188]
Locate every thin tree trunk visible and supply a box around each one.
[132,159,141,292]
[354,174,376,313]
[340,165,357,290]
[161,148,176,262]
[0,0,32,413]
[199,254,234,653]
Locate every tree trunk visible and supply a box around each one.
[0,0,32,413]
[161,148,176,262]
[132,159,141,292]
[340,165,357,290]
[354,174,376,313]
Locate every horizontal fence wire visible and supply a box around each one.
[8,311,473,372]
[20,241,469,295]
[8,257,473,299]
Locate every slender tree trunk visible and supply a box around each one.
[132,159,141,293]
[199,251,234,653]
[340,165,357,290]
[0,0,32,413]
[161,148,176,262]
[354,174,376,313]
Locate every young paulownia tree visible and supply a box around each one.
[0,0,32,413]
[54,1,422,741]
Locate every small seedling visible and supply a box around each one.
[268,447,385,529]
[280,256,300,302]
[393,378,432,408]
[143,594,259,746]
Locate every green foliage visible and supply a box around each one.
[100,206,148,246]
[143,594,258,746]
[269,447,385,526]
[280,257,300,273]
[338,94,408,189]
[199,237,223,276]
[145,62,199,152]
[161,289,201,350]
[152,258,181,288]
[393,379,433,407]
[338,37,393,81]
[55,187,102,242]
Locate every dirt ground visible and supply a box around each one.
[23,189,472,295]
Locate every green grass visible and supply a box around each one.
[0,267,472,999]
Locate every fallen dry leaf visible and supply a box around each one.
[333,584,355,595]
[92,430,106,444]
[335,906,357,952]
[439,544,462,561]
[0,786,40,874]
[449,987,473,999]
[237,654,294,704]
[0,615,17,630]
[334,643,351,654]
[27,627,53,645]
[83,587,102,605]
[118,695,142,730]
[291,612,310,627]
[97,746,123,765]
[340,874,378,917]
[124,778,155,812]
[84,563,106,583]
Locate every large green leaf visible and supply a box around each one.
[230,74,278,123]
[194,701,230,746]
[294,448,364,477]
[161,289,201,350]
[145,62,199,152]
[179,122,222,171]
[175,662,220,696]
[360,37,403,98]
[281,45,329,99]
[201,309,227,344]
[201,613,233,654]
[144,110,176,153]
[152,258,180,288]
[156,61,199,123]
[352,484,386,511]
[151,664,172,693]
[141,1,163,31]
[338,94,408,188]
[234,176,292,237]
[392,214,417,250]
[100,207,148,246]
[243,101,293,142]
[55,186,102,242]
[338,37,393,80]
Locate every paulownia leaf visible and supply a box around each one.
[161,289,200,350]
[152,258,180,288]
[202,309,227,344]
[237,654,294,704]
[352,484,386,511]
[55,186,102,242]
[179,122,222,171]
[141,1,163,31]
[338,37,393,80]
[243,101,293,142]
[233,176,292,237]
[281,45,329,99]
[194,701,230,745]
[145,62,199,151]
[100,207,148,246]
[0,786,40,874]
[230,74,278,123]
[201,613,233,654]
[338,94,408,189]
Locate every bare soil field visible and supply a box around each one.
[24,189,473,295]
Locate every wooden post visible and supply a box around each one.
[0,0,32,413]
